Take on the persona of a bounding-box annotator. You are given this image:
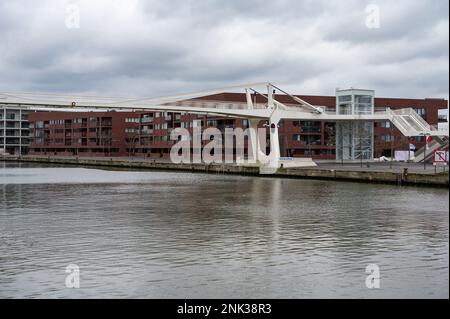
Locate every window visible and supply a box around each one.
[301,135,321,145]
[125,118,140,123]
[292,134,301,141]
[338,103,352,115]
[381,134,394,142]
[413,108,426,117]
[380,121,392,128]
[355,95,372,104]
[338,95,351,102]
[438,109,448,122]
[304,150,318,155]
[207,120,217,127]
[142,114,153,123]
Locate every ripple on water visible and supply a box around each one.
[0,166,448,298]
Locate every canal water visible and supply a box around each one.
[0,162,448,298]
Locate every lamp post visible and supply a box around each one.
[390,125,394,169]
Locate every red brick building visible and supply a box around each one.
[28,93,448,159]
[29,111,140,156]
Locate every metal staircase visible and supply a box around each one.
[388,108,432,136]
[413,136,449,162]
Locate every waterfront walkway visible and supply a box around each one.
[315,160,447,175]
[8,155,447,174]
[1,155,448,187]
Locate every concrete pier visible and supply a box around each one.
[1,155,448,187]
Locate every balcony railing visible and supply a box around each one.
[301,127,321,133]
[141,117,153,123]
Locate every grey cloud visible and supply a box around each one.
[0,0,448,99]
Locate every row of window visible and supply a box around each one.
[125,113,183,123]
[44,118,111,124]
[49,119,65,125]
[379,135,425,142]
[292,134,322,144]
[32,128,103,134]
[0,114,28,120]
[32,148,121,153]
[381,135,394,142]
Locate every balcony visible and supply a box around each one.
[5,131,21,137]
[5,138,20,144]
[301,127,321,134]
[101,117,113,127]
[141,117,153,123]
[141,129,154,135]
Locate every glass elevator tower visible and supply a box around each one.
[335,89,375,161]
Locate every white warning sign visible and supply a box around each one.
[433,150,448,165]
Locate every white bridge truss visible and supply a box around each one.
[1,83,448,173]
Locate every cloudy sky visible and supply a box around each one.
[0,0,448,99]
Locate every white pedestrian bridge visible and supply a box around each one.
[1,82,448,173]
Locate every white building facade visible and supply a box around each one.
[0,105,31,155]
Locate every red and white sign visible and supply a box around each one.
[433,150,448,165]
[426,135,432,149]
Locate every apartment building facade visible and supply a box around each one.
[29,111,141,156]
[0,105,31,155]
[27,93,448,160]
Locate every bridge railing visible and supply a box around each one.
[168,100,268,110]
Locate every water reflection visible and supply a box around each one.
[0,164,448,298]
